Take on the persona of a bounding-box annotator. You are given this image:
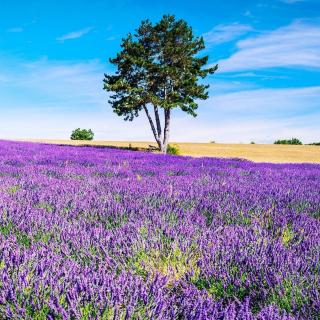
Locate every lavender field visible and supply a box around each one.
[0,141,319,319]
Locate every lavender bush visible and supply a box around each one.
[0,141,319,319]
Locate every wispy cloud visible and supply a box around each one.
[6,19,37,33]
[210,86,320,114]
[171,86,320,143]
[244,10,253,18]
[0,56,115,139]
[203,23,253,45]
[171,113,320,144]
[7,27,24,33]
[0,56,106,111]
[279,0,306,3]
[106,36,116,41]
[0,74,10,83]
[57,27,93,42]
[218,21,320,72]
[222,72,289,80]
[0,56,319,143]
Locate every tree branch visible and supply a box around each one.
[153,105,162,140]
[143,105,162,150]
[163,108,171,152]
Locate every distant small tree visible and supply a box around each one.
[70,128,94,140]
[274,138,302,145]
[103,15,217,153]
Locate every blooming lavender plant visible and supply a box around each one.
[0,141,319,319]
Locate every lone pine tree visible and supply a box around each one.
[104,15,217,153]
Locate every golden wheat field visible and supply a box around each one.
[18,139,320,164]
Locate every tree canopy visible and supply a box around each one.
[104,14,217,153]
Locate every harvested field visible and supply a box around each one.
[20,139,320,163]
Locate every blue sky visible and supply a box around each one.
[0,0,319,143]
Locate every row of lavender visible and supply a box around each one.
[0,141,319,319]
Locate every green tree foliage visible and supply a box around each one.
[274,138,302,145]
[103,15,217,153]
[70,128,94,141]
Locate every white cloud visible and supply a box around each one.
[169,86,320,143]
[171,114,320,144]
[0,74,10,82]
[244,10,253,17]
[0,109,147,141]
[2,103,318,144]
[203,23,252,45]
[20,58,105,105]
[7,27,24,33]
[0,56,319,143]
[280,0,306,3]
[218,21,320,72]
[0,56,145,140]
[221,72,289,80]
[0,56,107,116]
[208,86,320,115]
[57,27,93,41]
[0,56,129,140]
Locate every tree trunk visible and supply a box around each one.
[143,105,171,154]
[162,108,171,153]
[153,105,162,140]
[143,105,163,151]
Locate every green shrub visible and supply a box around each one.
[250,141,255,144]
[70,128,94,141]
[274,138,302,145]
[308,142,320,146]
[167,144,180,155]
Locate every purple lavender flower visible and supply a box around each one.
[0,141,318,319]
